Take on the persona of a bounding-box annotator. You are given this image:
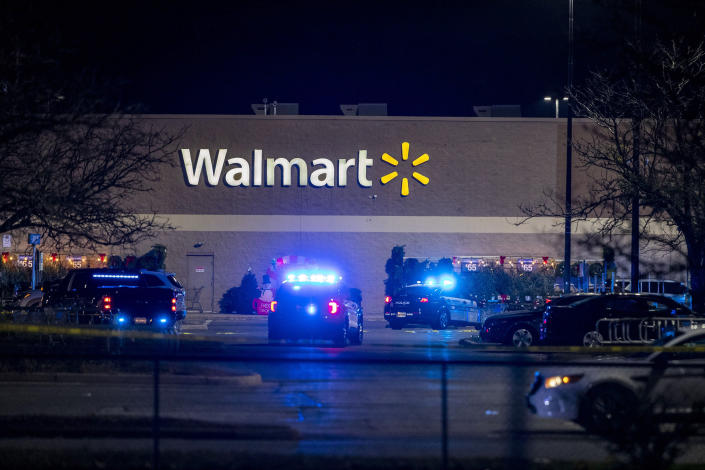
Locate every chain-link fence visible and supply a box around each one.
[1,323,704,470]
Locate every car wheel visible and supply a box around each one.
[389,319,404,330]
[580,384,637,435]
[168,320,183,335]
[350,317,363,345]
[583,331,603,348]
[433,309,449,330]
[508,326,536,348]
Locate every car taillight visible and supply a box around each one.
[328,301,339,314]
[384,296,392,304]
[420,297,429,303]
[171,297,177,312]
[102,296,111,310]
[270,301,277,312]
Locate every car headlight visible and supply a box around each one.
[544,374,583,389]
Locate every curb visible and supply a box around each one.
[0,415,299,440]
[0,371,262,386]
[458,337,483,347]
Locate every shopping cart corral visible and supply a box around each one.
[584,317,705,346]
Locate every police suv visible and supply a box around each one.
[384,278,478,330]
[268,269,364,347]
[42,269,186,332]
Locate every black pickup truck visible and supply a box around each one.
[42,269,186,332]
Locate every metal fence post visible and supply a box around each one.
[441,362,448,470]
[153,359,160,470]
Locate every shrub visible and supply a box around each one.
[384,246,405,296]
[218,286,241,314]
[218,271,260,314]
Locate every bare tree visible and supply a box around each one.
[0,5,180,250]
[522,40,705,313]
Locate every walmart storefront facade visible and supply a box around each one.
[122,114,607,314]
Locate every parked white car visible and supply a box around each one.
[527,329,705,434]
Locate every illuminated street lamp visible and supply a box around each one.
[544,96,569,118]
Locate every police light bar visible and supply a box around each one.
[285,271,340,284]
[92,274,140,279]
[424,276,456,289]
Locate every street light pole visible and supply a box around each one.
[631,0,642,293]
[564,0,574,294]
[544,96,569,118]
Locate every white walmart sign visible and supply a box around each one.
[180,143,431,196]
[180,149,373,187]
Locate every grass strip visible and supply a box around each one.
[5,448,700,470]
[0,415,298,440]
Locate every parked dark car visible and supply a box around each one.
[42,269,186,332]
[268,270,363,347]
[540,293,703,346]
[480,296,575,347]
[384,283,478,330]
[480,310,542,347]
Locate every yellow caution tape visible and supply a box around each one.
[0,322,249,343]
[459,340,705,354]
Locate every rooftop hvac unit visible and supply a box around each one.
[250,102,300,115]
[340,104,358,116]
[472,104,522,117]
[357,103,387,116]
[251,103,267,115]
[473,106,492,117]
[490,105,521,117]
[273,103,299,115]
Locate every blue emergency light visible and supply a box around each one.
[93,274,140,279]
[285,271,340,284]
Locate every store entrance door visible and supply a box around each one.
[186,254,214,313]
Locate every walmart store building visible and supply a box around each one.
[117,114,615,314]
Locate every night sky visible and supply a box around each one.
[9,1,705,117]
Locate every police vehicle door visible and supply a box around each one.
[444,295,475,323]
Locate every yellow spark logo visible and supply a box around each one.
[380,142,430,197]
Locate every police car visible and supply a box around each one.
[384,276,478,330]
[267,269,363,347]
